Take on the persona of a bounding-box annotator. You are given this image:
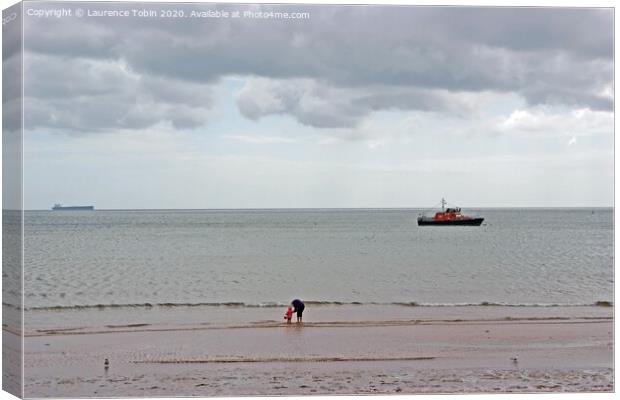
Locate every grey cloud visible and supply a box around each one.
[21,4,613,132]
[236,78,475,128]
[3,4,23,132]
[23,54,214,133]
[523,86,613,112]
[25,18,118,60]
[236,78,364,128]
[519,55,613,111]
[3,3,23,60]
[433,8,612,59]
[3,55,22,131]
[108,6,612,92]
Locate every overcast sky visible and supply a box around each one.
[11,2,614,209]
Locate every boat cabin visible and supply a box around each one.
[434,207,464,220]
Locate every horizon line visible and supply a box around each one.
[20,206,615,212]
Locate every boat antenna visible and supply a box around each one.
[441,198,446,211]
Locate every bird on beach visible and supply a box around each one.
[510,356,518,363]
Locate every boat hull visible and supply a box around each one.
[418,217,484,226]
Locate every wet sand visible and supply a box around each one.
[14,305,614,397]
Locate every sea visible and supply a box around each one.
[10,208,613,396]
[18,208,612,316]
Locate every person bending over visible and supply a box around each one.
[291,299,305,323]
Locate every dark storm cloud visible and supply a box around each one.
[22,4,613,131]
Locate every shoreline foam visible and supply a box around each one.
[7,299,614,312]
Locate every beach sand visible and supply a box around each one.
[12,305,614,397]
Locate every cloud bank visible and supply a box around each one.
[21,4,613,132]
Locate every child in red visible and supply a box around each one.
[284,306,293,324]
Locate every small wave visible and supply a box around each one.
[23,302,288,311]
[105,323,151,329]
[21,300,613,312]
[398,301,614,308]
[132,356,436,364]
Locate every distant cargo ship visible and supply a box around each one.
[52,204,94,211]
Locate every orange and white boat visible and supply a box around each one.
[417,198,484,226]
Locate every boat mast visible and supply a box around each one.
[441,198,446,211]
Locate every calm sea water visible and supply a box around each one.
[21,209,613,309]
